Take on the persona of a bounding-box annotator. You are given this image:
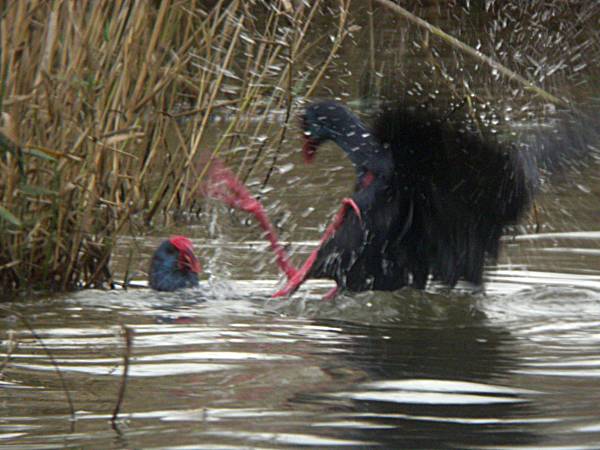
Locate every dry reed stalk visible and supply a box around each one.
[372,0,568,106]
[111,325,133,425]
[0,1,352,295]
[236,0,328,183]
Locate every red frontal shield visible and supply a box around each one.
[169,236,202,273]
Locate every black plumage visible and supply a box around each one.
[302,100,539,291]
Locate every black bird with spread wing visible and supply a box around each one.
[271,100,593,298]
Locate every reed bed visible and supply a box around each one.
[0,0,353,295]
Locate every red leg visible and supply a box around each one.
[272,249,319,298]
[323,285,339,300]
[204,160,298,280]
[272,197,361,298]
[341,198,361,223]
[204,159,361,299]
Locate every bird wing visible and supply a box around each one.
[308,174,412,291]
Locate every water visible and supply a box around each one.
[3,2,600,448]
[2,222,600,448]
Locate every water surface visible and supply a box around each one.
[2,2,600,448]
[2,220,600,448]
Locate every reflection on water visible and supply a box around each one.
[2,229,600,448]
[3,2,600,448]
[2,141,600,448]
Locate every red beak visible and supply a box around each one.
[302,136,319,164]
[179,248,202,273]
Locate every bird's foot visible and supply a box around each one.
[272,250,318,298]
[205,166,259,213]
[322,286,339,300]
[205,160,300,281]
[272,263,309,297]
[272,264,310,298]
[272,275,303,298]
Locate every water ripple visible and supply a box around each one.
[329,378,530,405]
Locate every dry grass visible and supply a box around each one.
[0,0,353,295]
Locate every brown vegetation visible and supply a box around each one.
[0,0,352,295]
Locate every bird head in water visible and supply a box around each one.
[149,236,201,292]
